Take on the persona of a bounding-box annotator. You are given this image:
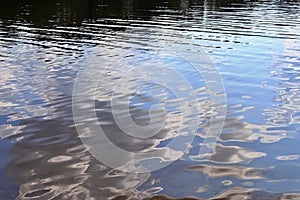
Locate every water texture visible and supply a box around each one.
[0,0,300,199]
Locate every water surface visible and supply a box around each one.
[1,0,300,199]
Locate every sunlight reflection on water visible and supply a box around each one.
[0,0,300,199]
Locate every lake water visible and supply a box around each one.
[1,0,300,199]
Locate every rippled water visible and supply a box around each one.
[1,0,300,199]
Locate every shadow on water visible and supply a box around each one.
[5,96,300,199]
[4,97,300,199]
[1,0,299,27]
[5,95,151,199]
